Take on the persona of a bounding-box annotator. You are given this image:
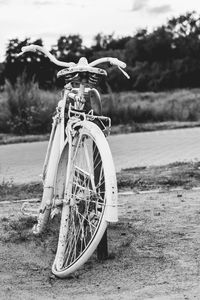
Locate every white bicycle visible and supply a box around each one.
[18,45,129,278]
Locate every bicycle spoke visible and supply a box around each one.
[54,131,109,274]
[83,141,96,192]
[62,197,99,267]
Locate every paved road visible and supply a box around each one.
[0,127,200,183]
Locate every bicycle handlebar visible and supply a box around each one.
[17,44,130,78]
[89,57,130,79]
[89,57,126,68]
[18,45,75,68]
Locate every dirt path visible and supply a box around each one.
[1,127,200,183]
[1,190,200,299]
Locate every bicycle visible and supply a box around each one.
[18,44,129,278]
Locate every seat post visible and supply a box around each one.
[75,82,86,110]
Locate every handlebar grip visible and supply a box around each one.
[110,58,126,69]
[21,45,37,53]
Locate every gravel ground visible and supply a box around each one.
[0,190,200,299]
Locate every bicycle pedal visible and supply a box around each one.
[21,202,39,217]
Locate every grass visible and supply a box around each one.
[0,133,50,145]
[110,120,200,135]
[101,89,200,124]
[1,80,59,134]
[1,161,200,202]
[117,161,200,191]
[0,181,43,202]
[2,87,200,137]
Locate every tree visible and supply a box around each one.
[51,35,84,63]
[92,33,114,51]
[4,38,56,88]
[125,29,148,65]
[92,33,131,51]
[125,27,173,65]
[4,38,32,83]
[167,11,200,59]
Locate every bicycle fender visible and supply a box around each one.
[74,120,118,223]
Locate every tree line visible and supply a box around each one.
[1,11,200,92]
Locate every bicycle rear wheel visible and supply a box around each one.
[52,122,117,277]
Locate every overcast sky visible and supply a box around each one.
[0,0,200,61]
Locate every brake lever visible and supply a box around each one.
[117,66,130,79]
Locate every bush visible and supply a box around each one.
[5,77,58,134]
[0,92,10,133]
[2,80,200,134]
[101,89,200,124]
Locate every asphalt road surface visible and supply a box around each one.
[0,127,200,183]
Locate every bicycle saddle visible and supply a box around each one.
[57,57,107,78]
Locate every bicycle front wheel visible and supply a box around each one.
[52,121,117,277]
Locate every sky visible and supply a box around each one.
[0,0,200,62]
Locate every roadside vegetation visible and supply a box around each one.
[1,82,200,138]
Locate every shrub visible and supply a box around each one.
[0,92,10,133]
[2,81,200,134]
[5,76,58,134]
[101,89,200,124]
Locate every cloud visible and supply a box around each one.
[132,1,172,15]
[32,0,53,5]
[32,0,74,5]
[32,0,82,6]
[132,0,149,11]
[148,4,172,14]
[0,0,10,4]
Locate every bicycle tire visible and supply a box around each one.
[52,121,117,277]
